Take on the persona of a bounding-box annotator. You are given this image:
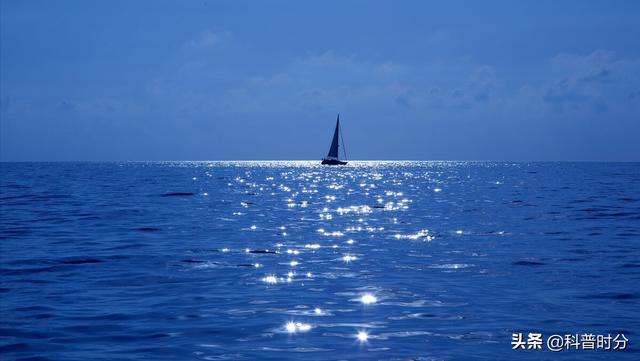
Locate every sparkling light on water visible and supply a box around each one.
[285,322,296,333]
[285,322,312,333]
[360,294,377,304]
[9,161,633,359]
[342,255,357,262]
[262,275,278,284]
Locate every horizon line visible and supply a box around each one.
[1,159,639,163]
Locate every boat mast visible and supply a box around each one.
[340,117,347,161]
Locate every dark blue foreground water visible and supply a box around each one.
[1,161,639,360]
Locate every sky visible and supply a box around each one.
[1,0,639,161]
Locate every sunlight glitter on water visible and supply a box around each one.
[342,255,357,263]
[360,294,378,305]
[357,331,369,342]
[262,275,278,284]
[286,322,312,333]
[394,229,433,241]
[4,161,638,360]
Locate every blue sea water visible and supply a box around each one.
[1,161,639,361]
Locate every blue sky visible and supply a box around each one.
[1,0,639,161]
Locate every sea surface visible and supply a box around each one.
[1,161,639,360]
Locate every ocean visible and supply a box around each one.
[1,161,639,360]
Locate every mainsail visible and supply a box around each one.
[327,115,340,159]
[321,114,347,165]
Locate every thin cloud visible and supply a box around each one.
[543,50,640,114]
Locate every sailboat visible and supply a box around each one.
[321,114,348,165]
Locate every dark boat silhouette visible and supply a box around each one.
[321,114,348,165]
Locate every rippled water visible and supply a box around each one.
[1,161,639,360]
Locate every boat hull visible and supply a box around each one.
[321,159,348,165]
